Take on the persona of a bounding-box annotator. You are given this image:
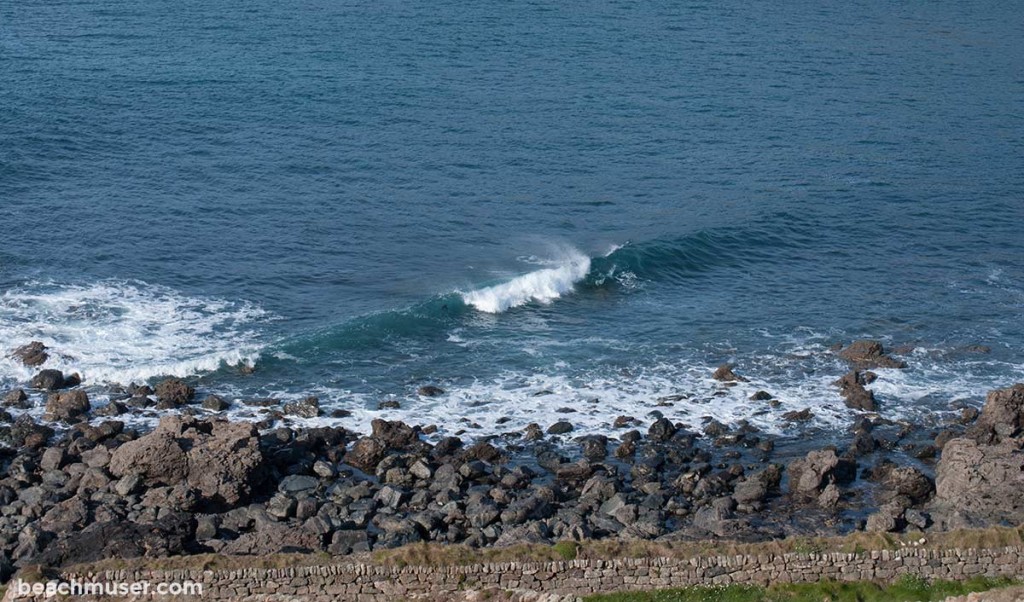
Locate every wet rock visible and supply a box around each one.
[43,390,90,422]
[836,340,906,370]
[202,395,230,412]
[1,414,55,448]
[712,364,748,382]
[283,396,320,418]
[377,400,401,410]
[3,389,30,409]
[834,370,877,412]
[154,378,195,407]
[523,423,544,441]
[703,420,728,437]
[417,385,445,397]
[934,437,1024,525]
[109,415,265,508]
[94,401,128,417]
[782,408,814,422]
[547,421,574,435]
[613,415,639,428]
[11,341,48,366]
[647,417,677,442]
[750,390,773,401]
[31,369,67,391]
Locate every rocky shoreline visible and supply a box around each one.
[1,340,1022,586]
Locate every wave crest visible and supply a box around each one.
[462,249,592,313]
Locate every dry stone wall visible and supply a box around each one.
[4,546,1024,602]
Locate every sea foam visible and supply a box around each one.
[0,280,267,385]
[462,249,592,313]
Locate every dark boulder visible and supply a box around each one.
[31,513,193,568]
[712,364,748,382]
[547,421,574,435]
[345,437,388,472]
[3,389,30,409]
[43,390,90,423]
[11,342,48,367]
[202,395,230,412]
[647,417,677,442]
[834,370,877,412]
[154,378,195,407]
[417,385,445,397]
[836,340,906,370]
[370,419,418,449]
[30,369,66,391]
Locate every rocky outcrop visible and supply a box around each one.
[10,342,48,367]
[108,416,265,508]
[712,364,747,382]
[934,437,1024,526]
[835,340,906,370]
[966,384,1024,444]
[834,370,877,412]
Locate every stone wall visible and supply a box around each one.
[4,546,1024,602]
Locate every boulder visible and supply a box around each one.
[836,340,906,370]
[370,419,418,448]
[712,364,747,382]
[154,378,195,407]
[417,385,445,397]
[547,421,574,435]
[345,437,388,472]
[108,415,265,508]
[283,396,320,418]
[787,448,855,497]
[30,369,66,391]
[3,389,30,409]
[885,466,934,504]
[934,437,1024,525]
[647,417,677,442]
[834,371,877,412]
[966,383,1024,444]
[202,395,230,412]
[11,342,48,366]
[43,390,90,422]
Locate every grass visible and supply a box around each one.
[583,576,1019,602]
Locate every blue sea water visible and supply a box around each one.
[1,0,1022,436]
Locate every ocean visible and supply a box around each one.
[2,0,1022,438]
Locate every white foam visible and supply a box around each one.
[461,248,592,313]
[0,280,268,385]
